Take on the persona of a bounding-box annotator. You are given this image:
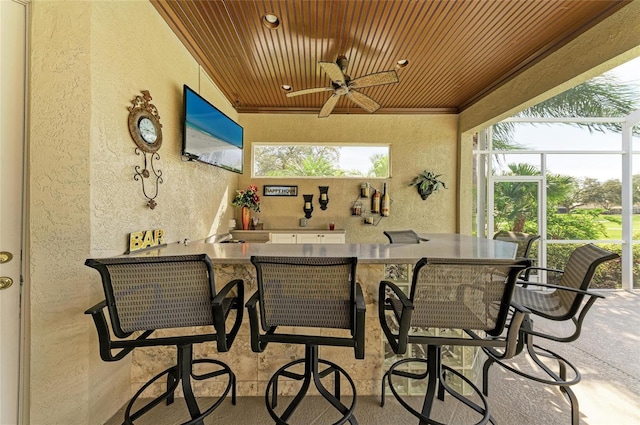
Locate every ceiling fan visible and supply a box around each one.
[286,56,399,118]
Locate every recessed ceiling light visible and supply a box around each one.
[396,59,409,68]
[263,14,280,29]
[281,84,292,91]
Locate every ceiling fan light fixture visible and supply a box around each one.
[396,59,409,68]
[262,14,280,29]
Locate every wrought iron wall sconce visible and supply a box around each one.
[134,149,163,209]
[303,194,314,219]
[319,186,329,210]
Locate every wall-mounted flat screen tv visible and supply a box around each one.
[182,84,243,174]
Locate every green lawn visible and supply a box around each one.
[597,214,640,240]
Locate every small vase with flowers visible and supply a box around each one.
[232,184,261,230]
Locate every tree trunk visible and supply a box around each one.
[512,214,526,232]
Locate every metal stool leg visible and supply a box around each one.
[265,345,358,425]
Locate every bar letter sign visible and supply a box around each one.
[129,229,165,252]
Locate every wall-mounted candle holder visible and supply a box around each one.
[303,194,314,219]
[319,186,329,210]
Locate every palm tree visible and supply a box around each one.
[367,153,389,177]
[492,75,639,148]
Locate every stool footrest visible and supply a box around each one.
[266,345,358,425]
[483,338,581,425]
[124,344,235,425]
[382,345,492,425]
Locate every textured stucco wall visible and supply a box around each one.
[237,114,460,243]
[29,2,93,424]
[28,1,239,424]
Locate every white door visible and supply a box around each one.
[0,1,27,423]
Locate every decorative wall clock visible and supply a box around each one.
[128,90,163,152]
[128,90,163,209]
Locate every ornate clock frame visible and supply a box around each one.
[128,90,163,209]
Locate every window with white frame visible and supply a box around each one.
[252,144,390,178]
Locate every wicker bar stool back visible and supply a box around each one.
[85,254,244,425]
[247,256,365,425]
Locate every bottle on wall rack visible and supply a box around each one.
[381,183,390,217]
[360,182,370,198]
[371,189,381,214]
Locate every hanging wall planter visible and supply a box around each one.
[408,170,447,200]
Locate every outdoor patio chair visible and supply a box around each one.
[493,230,540,283]
[85,254,244,425]
[482,243,619,425]
[379,257,529,424]
[247,256,365,425]
[384,229,429,244]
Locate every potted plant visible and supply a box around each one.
[408,170,447,200]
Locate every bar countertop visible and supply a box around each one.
[130,233,517,263]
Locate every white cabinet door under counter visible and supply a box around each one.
[297,233,345,244]
[232,229,346,244]
[270,233,298,244]
[271,230,345,244]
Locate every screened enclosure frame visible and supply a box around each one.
[474,111,640,291]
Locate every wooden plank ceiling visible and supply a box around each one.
[152,0,628,116]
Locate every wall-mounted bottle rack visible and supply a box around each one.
[351,182,391,226]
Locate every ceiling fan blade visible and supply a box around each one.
[349,70,399,89]
[319,61,346,84]
[346,90,381,113]
[318,93,340,118]
[286,87,334,97]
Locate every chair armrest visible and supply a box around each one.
[519,282,605,299]
[212,279,244,352]
[378,280,413,355]
[499,301,531,360]
[84,300,153,362]
[355,283,366,312]
[245,290,260,309]
[354,283,366,359]
[380,280,412,312]
[245,291,268,353]
[510,300,531,314]
[521,266,564,275]
[213,278,244,305]
[85,300,108,315]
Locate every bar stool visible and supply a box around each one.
[379,257,528,424]
[492,230,540,283]
[85,254,243,425]
[246,256,366,425]
[483,243,619,425]
[383,229,429,244]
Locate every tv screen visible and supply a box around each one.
[182,84,243,174]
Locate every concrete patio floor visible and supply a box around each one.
[105,290,640,424]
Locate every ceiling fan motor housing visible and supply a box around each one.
[336,55,349,72]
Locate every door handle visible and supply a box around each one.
[0,251,13,264]
[0,277,13,290]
